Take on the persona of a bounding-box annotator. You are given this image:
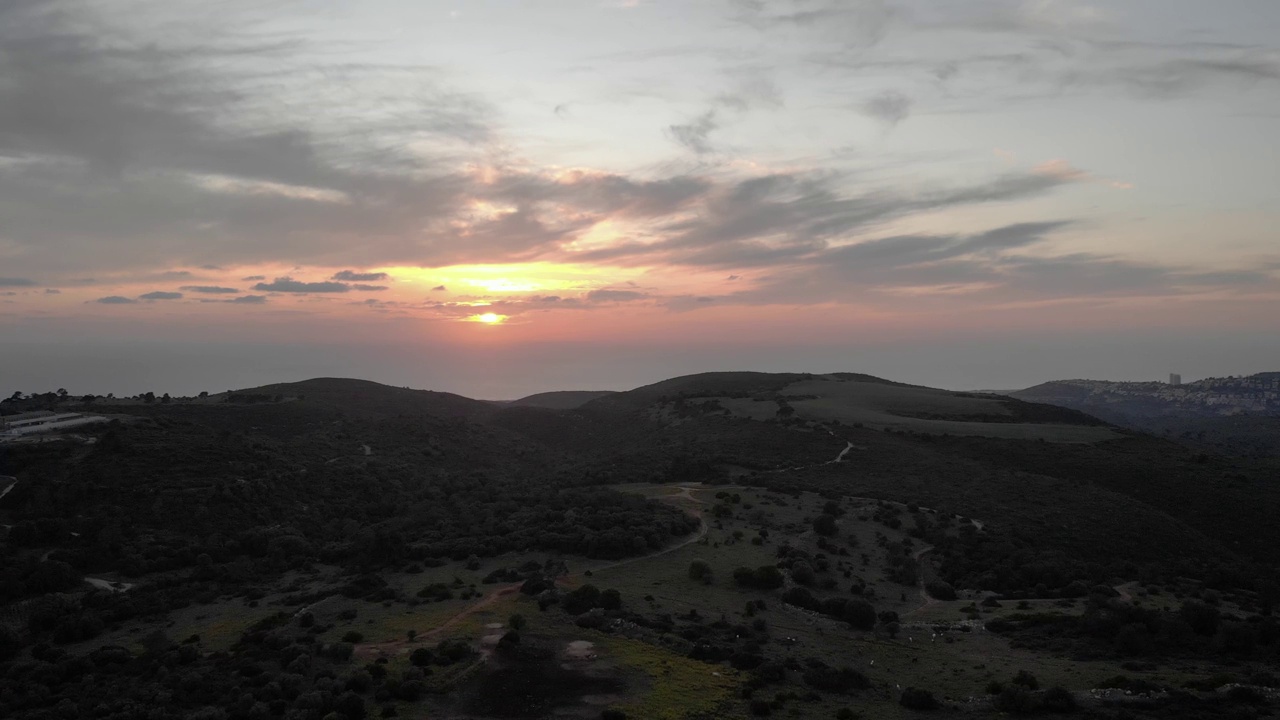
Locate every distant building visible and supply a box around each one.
[0,412,106,438]
[1169,373,1182,386]
[1,410,56,426]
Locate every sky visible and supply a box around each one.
[1,0,1278,399]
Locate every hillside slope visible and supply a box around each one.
[242,377,496,420]
[507,390,617,410]
[4,373,1280,720]
[1012,373,1280,456]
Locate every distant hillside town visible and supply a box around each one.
[1014,372,1280,419]
[0,410,107,441]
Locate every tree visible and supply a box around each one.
[563,585,601,614]
[844,599,877,630]
[802,664,869,694]
[813,514,838,537]
[790,560,815,586]
[689,560,713,584]
[900,687,938,710]
[1011,670,1039,690]
[508,614,526,631]
[994,685,1040,714]
[56,388,68,398]
[925,581,957,601]
[734,566,784,590]
[1041,687,1077,713]
[324,642,355,662]
[1180,600,1221,636]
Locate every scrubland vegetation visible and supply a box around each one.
[2,373,1278,719]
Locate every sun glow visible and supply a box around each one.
[381,262,644,294]
[471,312,506,324]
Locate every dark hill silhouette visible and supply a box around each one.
[7,369,1278,598]
[581,371,817,413]
[507,390,617,410]
[242,377,495,420]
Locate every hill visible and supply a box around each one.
[586,371,1114,442]
[241,377,496,420]
[506,390,617,410]
[3,373,1280,720]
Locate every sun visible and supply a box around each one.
[473,312,505,324]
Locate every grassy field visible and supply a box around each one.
[710,376,1119,442]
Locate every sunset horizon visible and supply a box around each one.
[3,0,1277,396]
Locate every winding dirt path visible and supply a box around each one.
[0,477,18,503]
[905,545,939,617]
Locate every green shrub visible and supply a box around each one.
[1011,670,1039,690]
[1041,687,1077,713]
[994,686,1040,714]
[900,687,938,710]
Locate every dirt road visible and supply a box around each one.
[905,545,938,617]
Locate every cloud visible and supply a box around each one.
[0,0,1268,323]
[241,276,266,281]
[0,1,498,277]
[0,278,37,287]
[197,294,267,304]
[1083,55,1280,98]
[715,75,784,113]
[585,289,649,302]
[332,270,389,282]
[140,291,183,300]
[690,221,1277,309]
[567,169,1082,268]
[44,288,61,294]
[253,277,350,293]
[861,90,913,126]
[731,0,897,48]
[95,296,137,304]
[181,285,240,294]
[431,285,448,291]
[422,286,666,320]
[667,74,782,156]
[793,2,1280,110]
[668,111,720,154]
